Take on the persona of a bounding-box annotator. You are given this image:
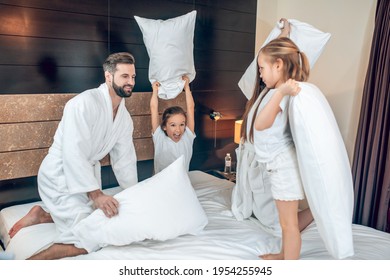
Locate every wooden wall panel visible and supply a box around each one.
[0,5,108,41]
[0,37,108,67]
[0,149,47,180]
[0,94,73,123]
[0,122,59,152]
[0,138,154,181]
[0,0,108,14]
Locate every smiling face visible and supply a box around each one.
[257,52,283,89]
[107,63,136,98]
[163,113,187,143]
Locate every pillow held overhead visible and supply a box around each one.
[238,19,331,99]
[135,11,197,100]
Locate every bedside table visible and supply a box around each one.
[206,170,236,182]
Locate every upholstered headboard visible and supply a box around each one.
[0,92,186,207]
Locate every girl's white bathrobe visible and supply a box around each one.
[231,90,281,236]
[37,83,138,249]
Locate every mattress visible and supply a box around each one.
[1,171,390,260]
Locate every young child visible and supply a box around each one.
[150,75,195,174]
[253,37,310,260]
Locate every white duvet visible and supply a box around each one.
[1,171,390,260]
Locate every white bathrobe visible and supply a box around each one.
[231,90,281,236]
[37,83,138,248]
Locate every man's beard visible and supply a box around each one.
[113,81,133,98]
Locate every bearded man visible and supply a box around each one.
[9,52,138,259]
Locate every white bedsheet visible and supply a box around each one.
[1,171,390,260]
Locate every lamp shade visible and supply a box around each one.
[234,120,243,144]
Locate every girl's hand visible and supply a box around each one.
[182,75,190,91]
[279,18,291,37]
[278,79,300,97]
[152,81,160,92]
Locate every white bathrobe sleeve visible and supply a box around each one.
[61,97,100,194]
[109,111,138,189]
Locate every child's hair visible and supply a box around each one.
[160,106,187,135]
[241,37,310,143]
[261,37,310,83]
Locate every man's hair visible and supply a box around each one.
[103,52,135,74]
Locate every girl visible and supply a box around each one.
[232,19,313,254]
[150,75,195,174]
[253,37,310,260]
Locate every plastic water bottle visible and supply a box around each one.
[224,153,232,174]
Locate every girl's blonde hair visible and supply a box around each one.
[241,37,310,143]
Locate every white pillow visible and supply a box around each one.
[0,201,45,248]
[72,155,208,253]
[238,19,331,99]
[3,188,123,259]
[289,82,354,259]
[5,223,56,260]
[135,11,197,100]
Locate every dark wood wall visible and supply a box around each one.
[0,0,256,184]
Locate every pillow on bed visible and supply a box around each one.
[72,155,208,253]
[134,11,197,100]
[2,188,123,260]
[0,201,45,249]
[289,82,354,259]
[238,19,331,99]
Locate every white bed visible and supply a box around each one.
[1,170,389,260]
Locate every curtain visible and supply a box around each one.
[352,0,390,233]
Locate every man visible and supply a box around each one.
[8,52,138,259]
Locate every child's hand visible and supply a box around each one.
[278,79,300,97]
[279,18,291,37]
[152,81,160,92]
[182,75,190,91]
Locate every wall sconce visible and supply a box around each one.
[234,120,243,144]
[209,111,222,121]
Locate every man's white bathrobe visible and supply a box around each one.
[37,83,138,249]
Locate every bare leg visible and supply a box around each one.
[298,207,313,232]
[27,243,87,260]
[260,200,300,260]
[9,205,53,238]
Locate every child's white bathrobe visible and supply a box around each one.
[37,83,138,250]
[231,90,281,237]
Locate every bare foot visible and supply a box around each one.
[8,205,53,238]
[259,253,284,260]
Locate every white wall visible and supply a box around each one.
[256,0,377,163]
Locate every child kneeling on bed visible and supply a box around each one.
[150,75,196,174]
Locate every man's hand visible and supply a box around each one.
[88,190,119,218]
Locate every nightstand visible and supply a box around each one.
[206,170,236,182]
